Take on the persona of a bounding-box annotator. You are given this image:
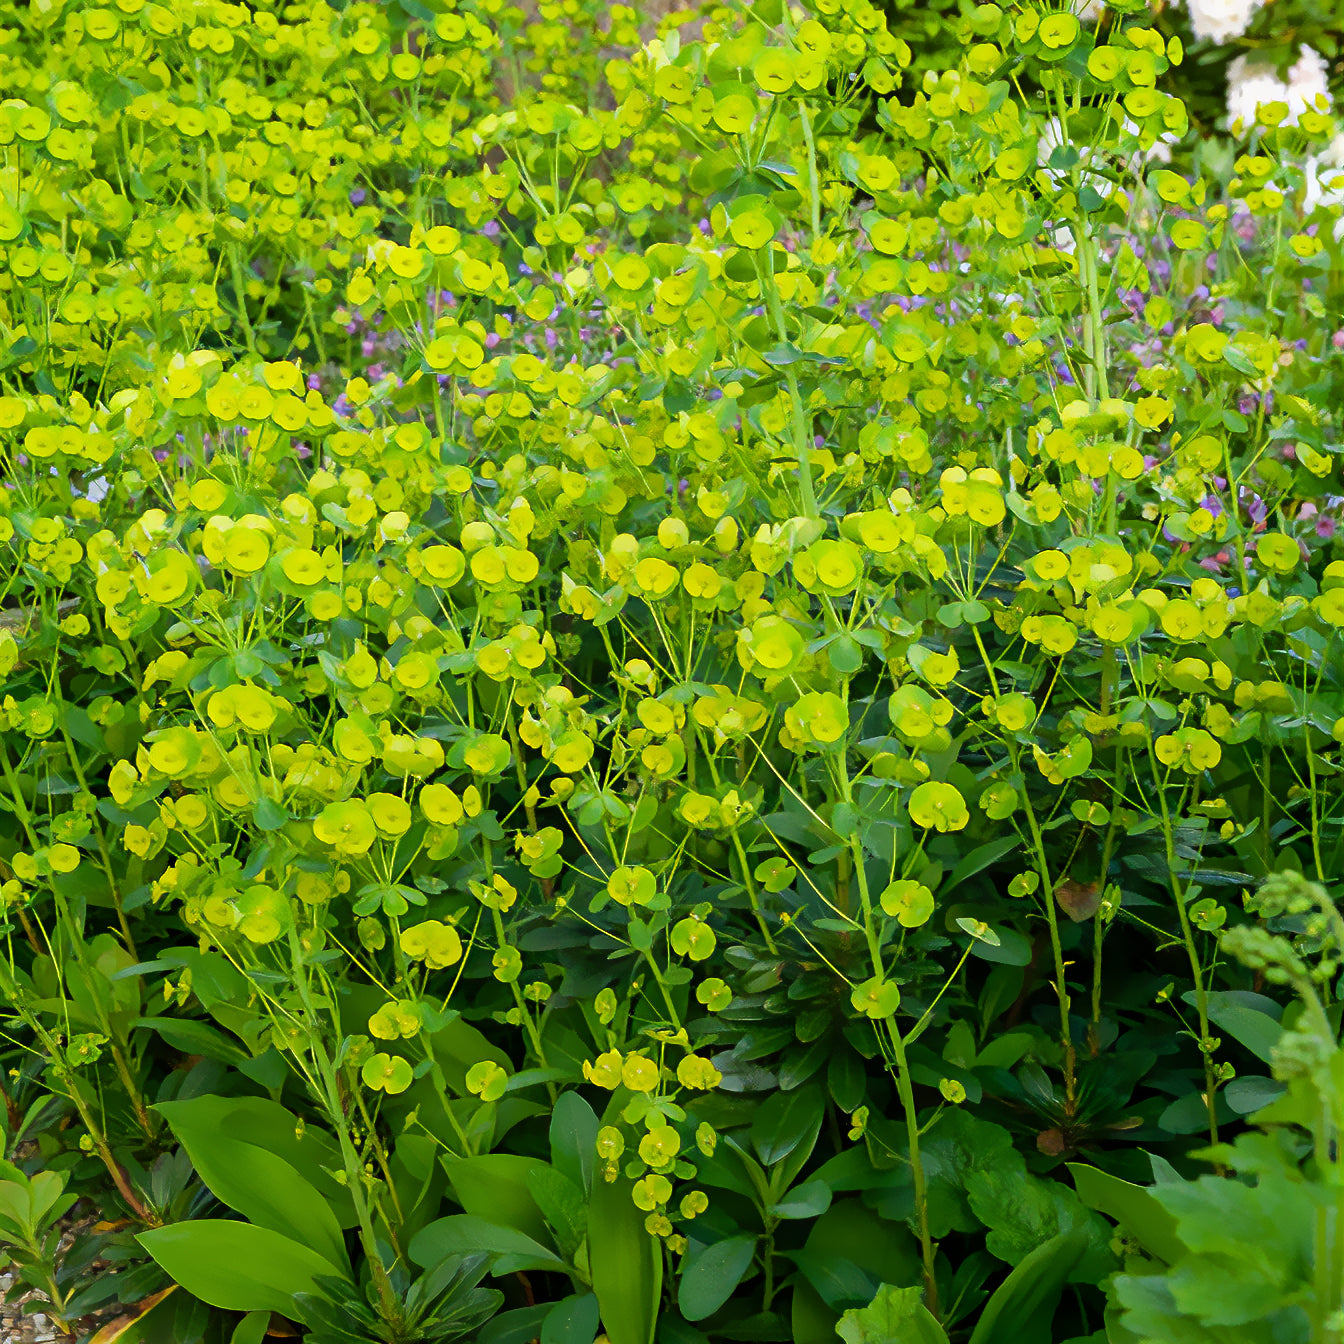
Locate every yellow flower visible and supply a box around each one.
[420,783,464,826]
[368,792,412,838]
[222,527,270,575]
[622,1054,660,1092]
[313,800,378,855]
[281,549,325,586]
[583,1050,624,1089]
[401,920,462,969]
[635,557,678,597]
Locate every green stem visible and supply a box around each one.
[1011,748,1077,1108]
[755,253,818,519]
[890,1021,938,1318]
[1148,766,1219,1151]
[286,929,399,1322]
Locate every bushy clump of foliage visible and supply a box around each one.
[0,0,1341,1342]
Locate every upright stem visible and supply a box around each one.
[890,1021,938,1318]
[1012,748,1077,1107]
[1089,805,1120,1057]
[286,930,398,1321]
[1149,771,1219,1150]
[755,254,818,520]
[229,244,257,355]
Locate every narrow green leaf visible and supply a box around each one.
[589,1170,662,1344]
[1068,1165,1186,1266]
[967,1229,1088,1344]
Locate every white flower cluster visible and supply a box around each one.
[1222,46,1344,240]
[1226,45,1332,131]
[1305,133,1344,242]
[1184,0,1263,44]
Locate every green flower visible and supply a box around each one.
[313,800,377,855]
[880,880,935,928]
[362,1053,413,1094]
[785,691,849,750]
[744,615,806,675]
[696,979,732,1012]
[608,865,656,906]
[1256,532,1301,575]
[671,917,717,960]
[908,782,969,832]
[400,920,462,969]
[465,1060,509,1102]
[851,977,901,1019]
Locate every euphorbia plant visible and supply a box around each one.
[0,0,1341,1341]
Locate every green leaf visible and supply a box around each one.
[771,1177,832,1220]
[408,1215,564,1276]
[231,1312,270,1344]
[155,1106,348,1270]
[541,1294,601,1344]
[943,836,1021,894]
[790,1198,922,1343]
[919,1109,1017,1238]
[549,1092,598,1194]
[1182,991,1282,1063]
[151,1095,357,1228]
[967,1229,1089,1344]
[1221,344,1259,376]
[750,1082,824,1174]
[967,1161,1113,1281]
[442,1155,549,1243]
[1222,1076,1286,1114]
[589,1168,662,1344]
[828,634,864,676]
[1068,1164,1186,1266]
[137,1220,343,1315]
[678,1235,757,1322]
[528,1164,587,1260]
[133,1016,251,1069]
[836,1284,948,1344]
[252,796,289,831]
[1158,1090,1234,1135]
[60,703,105,753]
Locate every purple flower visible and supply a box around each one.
[349,188,366,205]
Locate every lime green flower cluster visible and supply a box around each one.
[0,0,1342,1340]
